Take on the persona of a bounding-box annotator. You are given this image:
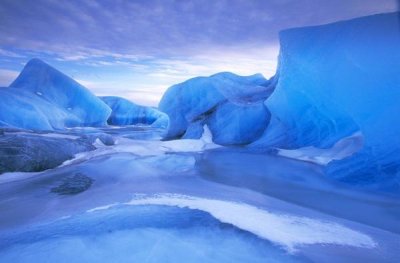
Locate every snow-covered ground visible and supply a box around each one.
[0,127,399,263]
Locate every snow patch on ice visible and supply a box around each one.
[93,138,106,147]
[276,132,363,165]
[61,125,220,167]
[88,193,376,252]
[87,203,119,213]
[161,125,219,153]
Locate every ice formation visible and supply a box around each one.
[259,12,400,186]
[100,96,169,128]
[159,72,274,145]
[1,11,400,263]
[0,59,111,130]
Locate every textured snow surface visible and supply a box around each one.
[159,72,273,145]
[0,59,111,130]
[100,96,169,128]
[123,194,376,252]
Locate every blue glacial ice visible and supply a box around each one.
[0,59,111,130]
[1,12,400,263]
[159,72,274,145]
[100,96,169,128]
[258,12,400,188]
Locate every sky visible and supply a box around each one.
[0,0,398,106]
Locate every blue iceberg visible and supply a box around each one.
[159,72,273,145]
[0,59,111,130]
[100,96,169,128]
[261,12,400,187]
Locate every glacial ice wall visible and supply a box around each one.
[159,72,273,145]
[263,12,400,186]
[100,96,169,128]
[0,59,111,130]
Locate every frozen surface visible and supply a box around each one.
[0,59,111,130]
[159,72,273,145]
[0,127,399,262]
[0,206,303,263]
[61,125,219,167]
[197,148,400,234]
[263,12,400,187]
[100,96,169,128]
[124,194,375,252]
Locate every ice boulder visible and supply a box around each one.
[100,96,169,128]
[262,12,400,187]
[159,72,273,145]
[0,59,111,130]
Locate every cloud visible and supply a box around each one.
[0,69,18,86]
[0,0,397,57]
[0,0,397,105]
[69,44,278,106]
[0,48,25,58]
